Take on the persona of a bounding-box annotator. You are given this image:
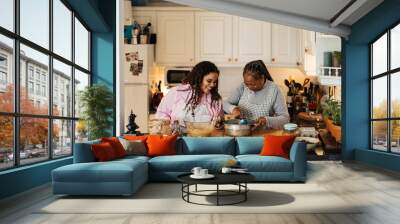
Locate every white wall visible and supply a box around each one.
[316,34,341,75]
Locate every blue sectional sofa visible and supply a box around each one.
[52,137,306,196]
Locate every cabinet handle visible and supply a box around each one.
[190,58,193,62]
[234,58,238,62]
[228,58,232,62]
[272,58,275,62]
[296,62,301,66]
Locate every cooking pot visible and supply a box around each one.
[224,119,254,137]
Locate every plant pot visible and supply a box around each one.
[324,117,341,143]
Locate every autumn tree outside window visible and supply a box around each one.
[0,0,91,170]
[370,23,400,154]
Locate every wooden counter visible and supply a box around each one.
[209,129,286,137]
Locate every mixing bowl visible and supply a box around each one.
[185,121,215,137]
[224,119,254,137]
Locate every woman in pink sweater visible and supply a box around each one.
[156,61,223,127]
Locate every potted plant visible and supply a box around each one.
[79,84,113,140]
[322,98,341,143]
[332,51,342,68]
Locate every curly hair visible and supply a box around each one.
[243,60,273,82]
[182,61,221,116]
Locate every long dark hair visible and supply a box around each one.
[182,61,221,114]
[243,60,273,82]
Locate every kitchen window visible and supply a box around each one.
[370,22,400,154]
[0,0,91,170]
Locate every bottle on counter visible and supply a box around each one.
[287,93,294,121]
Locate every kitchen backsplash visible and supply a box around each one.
[149,65,326,101]
[219,67,318,100]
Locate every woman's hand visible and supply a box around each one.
[231,107,241,119]
[252,117,267,130]
[212,116,224,130]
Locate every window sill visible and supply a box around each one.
[0,156,72,176]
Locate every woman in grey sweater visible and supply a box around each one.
[223,60,289,130]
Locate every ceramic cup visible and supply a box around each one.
[200,169,208,176]
[191,167,202,176]
[221,167,232,174]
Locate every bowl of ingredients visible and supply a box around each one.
[185,121,215,137]
[224,119,254,137]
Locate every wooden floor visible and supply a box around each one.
[1,161,400,224]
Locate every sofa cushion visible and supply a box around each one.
[52,159,147,183]
[119,138,147,156]
[101,137,127,158]
[236,137,263,155]
[74,140,100,163]
[260,135,296,159]
[236,155,293,172]
[149,154,235,172]
[147,135,178,157]
[91,142,118,161]
[178,137,235,155]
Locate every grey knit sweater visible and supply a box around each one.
[223,80,290,129]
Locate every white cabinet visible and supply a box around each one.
[195,13,271,66]
[130,8,312,68]
[195,12,233,64]
[271,24,300,67]
[156,11,194,65]
[299,30,317,75]
[233,17,271,64]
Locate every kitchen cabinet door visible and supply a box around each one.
[299,30,317,75]
[233,17,271,64]
[195,12,233,64]
[156,11,194,65]
[271,24,300,67]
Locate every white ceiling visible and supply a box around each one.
[225,0,352,23]
[165,0,384,37]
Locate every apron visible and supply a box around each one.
[237,86,274,121]
[174,103,212,126]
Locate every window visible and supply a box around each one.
[20,0,49,49]
[53,59,72,117]
[0,54,8,86]
[35,70,41,81]
[0,36,13,108]
[75,18,89,70]
[28,81,34,94]
[0,54,7,67]
[28,67,34,80]
[42,85,46,97]
[0,1,91,170]
[371,23,400,154]
[36,83,40,95]
[0,0,14,32]
[53,0,72,60]
[0,71,6,85]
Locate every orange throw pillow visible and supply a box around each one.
[124,135,148,143]
[101,137,127,158]
[260,134,296,159]
[124,135,149,150]
[91,142,117,161]
[146,135,178,157]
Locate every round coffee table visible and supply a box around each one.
[177,173,255,206]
